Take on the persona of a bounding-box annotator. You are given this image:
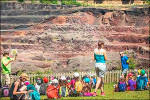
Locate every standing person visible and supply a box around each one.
[120,52,129,78]
[1,51,17,86]
[93,41,107,96]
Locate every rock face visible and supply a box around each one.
[0,3,149,73]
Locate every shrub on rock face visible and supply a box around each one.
[129,57,137,69]
[40,0,58,4]
[49,0,58,4]
[144,0,150,4]
[18,0,24,2]
[61,0,81,6]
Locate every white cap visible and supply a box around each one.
[134,69,138,72]
[73,72,79,77]
[120,76,123,79]
[120,52,124,54]
[60,75,66,80]
[52,79,58,83]
[49,81,52,85]
[91,74,95,77]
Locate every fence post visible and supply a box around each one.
[110,71,112,83]
[112,71,114,83]
[106,71,108,83]
[120,70,122,78]
[117,70,119,82]
[104,72,106,83]
[114,70,116,83]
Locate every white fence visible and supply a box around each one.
[1,69,150,85]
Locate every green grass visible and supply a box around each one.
[1,83,149,100]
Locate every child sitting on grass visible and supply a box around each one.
[137,69,149,90]
[59,76,68,97]
[35,77,43,93]
[66,77,71,89]
[46,79,60,99]
[114,76,126,92]
[138,66,142,75]
[74,72,83,96]
[70,76,75,90]
[82,76,93,96]
[127,73,136,91]
[39,77,49,95]
[49,76,54,85]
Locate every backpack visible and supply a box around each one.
[137,76,147,90]
[27,84,40,100]
[59,86,68,97]
[74,81,82,94]
[118,82,126,92]
[35,83,41,93]
[47,85,59,99]
[2,85,9,97]
[39,83,47,95]
[29,91,40,100]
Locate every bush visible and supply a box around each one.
[31,0,37,3]
[40,0,58,4]
[61,0,81,6]
[144,0,150,4]
[18,0,24,2]
[50,0,58,4]
[129,57,137,69]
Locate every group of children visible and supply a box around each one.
[6,69,149,99]
[45,72,97,98]
[15,72,97,99]
[114,69,149,92]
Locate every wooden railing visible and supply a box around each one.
[1,69,149,85]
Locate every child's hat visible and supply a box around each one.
[52,79,58,83]
[43,77,49,83]
[84,78,90,83]
[127,73,133,78]
[120,52,124,54]
[91,74,95,77]
[51,76,54,80]
[74,72,79,77]
[120,76,124,79]
[20,73,29,81]
[25,81,30,85]
[141,69,145,75]
[68,80,70,83]
[67,77,70,80]
[60,75,66,80]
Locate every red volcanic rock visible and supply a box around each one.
[1,8,149,73]
[51,16,66,24]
